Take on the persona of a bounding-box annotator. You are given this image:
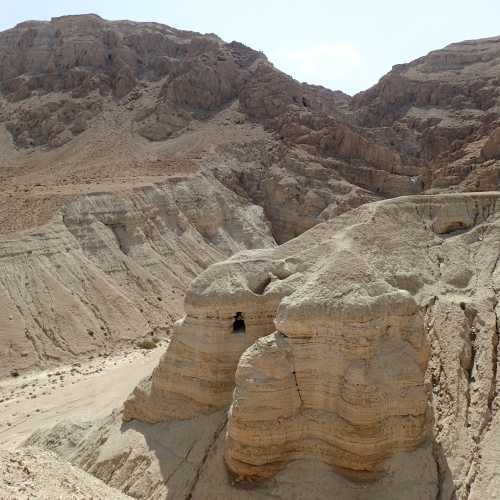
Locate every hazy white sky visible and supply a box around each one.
[3,0,500,95]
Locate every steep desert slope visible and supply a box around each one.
[0,447,132,499]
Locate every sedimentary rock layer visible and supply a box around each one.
[0,173,274,377]
[5,13,500,499]
[122,193,500,497]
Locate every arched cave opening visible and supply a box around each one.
[233,312,246,334]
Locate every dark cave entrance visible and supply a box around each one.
[233,312,246,334]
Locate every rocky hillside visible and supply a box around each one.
[352,36,500,190]
[3,11,500,500]
[3,15,500,375]
[30,192,500,499]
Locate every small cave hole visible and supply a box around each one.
[233,312,246,334]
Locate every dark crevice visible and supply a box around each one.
[233,312,246,334]
[108,223,130,255]
[185,414,228,500]
[292,369,303,406]
[463,304,478,429]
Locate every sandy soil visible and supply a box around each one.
[0,343,166,449]
[0,101,266,237]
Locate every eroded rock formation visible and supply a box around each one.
[4,13,500,499]
[0,173,274,377]
[0,14,416,375]
[121,193,500,495]
[352,36,500,191]
[30,192,500,499]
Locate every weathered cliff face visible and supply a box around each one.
[0,13,424,377]
[28,410,438,500]
[4,15,500,268]
[0,14,261,146]
[221,193,500,495]
[226,304,429,480]
[123,256,297,422]
[0,13,428,250]
[4,15,500,498]
[3,16,500,240]
[124,193,445,481]
[352,36,500,192]
[0,14,256,102]
[31,192,500,499]
[5,16,500,261]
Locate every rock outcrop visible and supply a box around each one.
[0,13,426,248]
[220,192,500,494]
[27,411,438,500]
[352,36,500,191]
[30,192,500,498]
[123,192,451,480]
[4,16,500,262]
[0,14,422,375]
[5,13,500,499]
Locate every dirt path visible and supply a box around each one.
[0,344,166,449]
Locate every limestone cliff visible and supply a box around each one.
[28,192,499,499]
[352,36,500,191]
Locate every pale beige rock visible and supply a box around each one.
[121,192,500,497]
[0,447,131,499]
[123,256,301,422]
[0,174,275,377]
[482,126,500,160]
[27,411,438,500]
[5,13,500,500]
